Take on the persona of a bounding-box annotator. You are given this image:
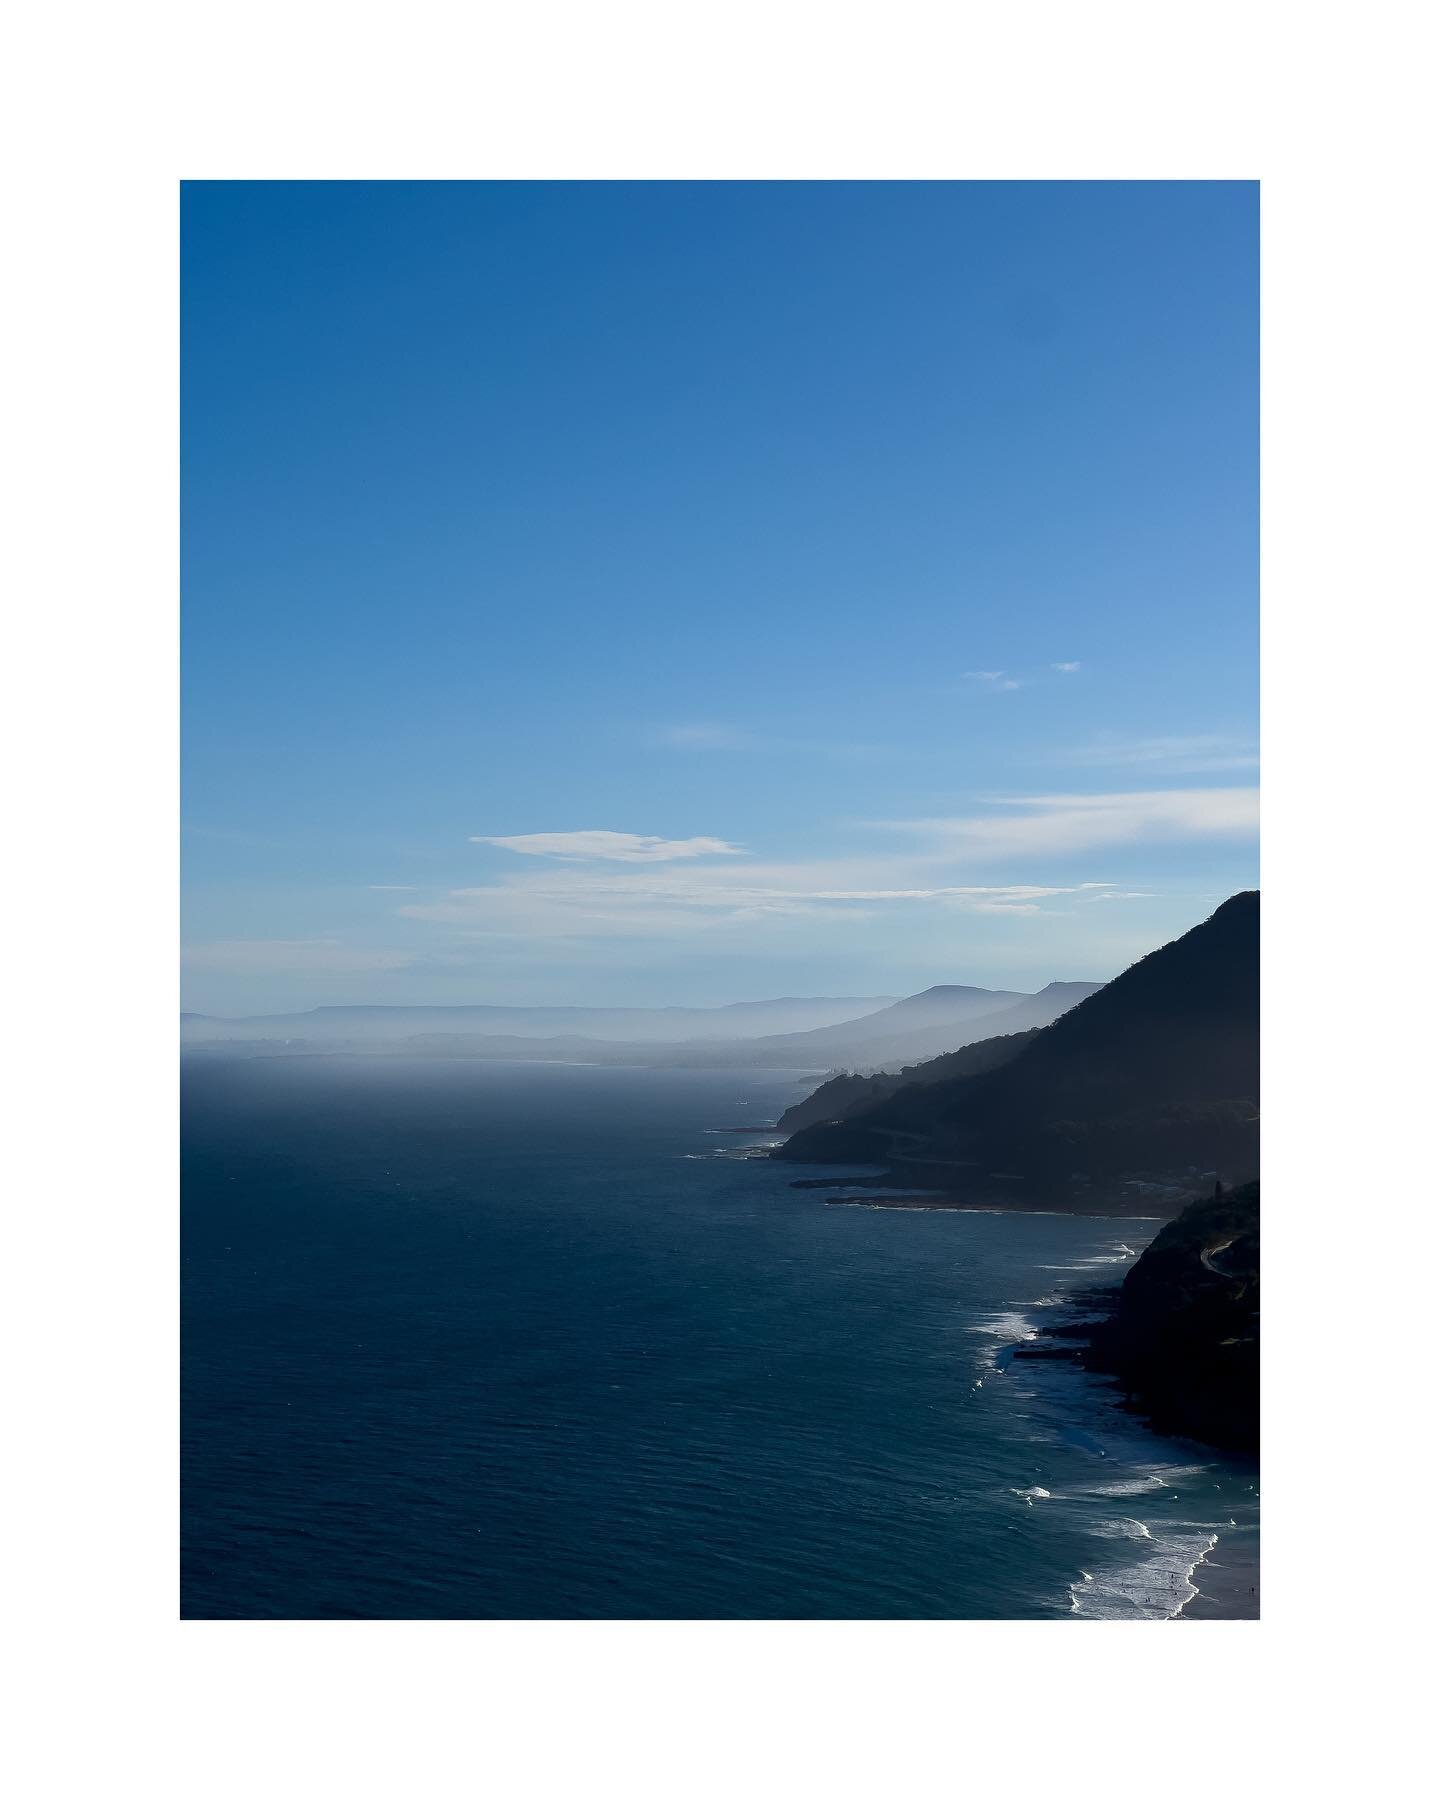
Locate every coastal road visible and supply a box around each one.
[1199,1237,1236,1275]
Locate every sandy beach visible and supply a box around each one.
[1181,1530,1260,1620]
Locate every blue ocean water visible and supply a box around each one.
[181,1057,1259,1619]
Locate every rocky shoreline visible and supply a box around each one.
[1005,1183,1260,1454]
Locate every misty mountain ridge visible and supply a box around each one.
[180,979,1104,1070]
[674,980,1103,1072]
[775,891,1260,1212]
[181,994,898,1045]
[799,982,1105,1071]
[775,1028,1044,1133]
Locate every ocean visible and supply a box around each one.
[181,1056,1259,1619]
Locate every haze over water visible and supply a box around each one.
[182,1057,1258,1619]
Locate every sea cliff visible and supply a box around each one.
[1080,1180,1260,1451]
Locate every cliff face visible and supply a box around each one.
[776,892,1259,1210]
[1084,1180,1260,1452]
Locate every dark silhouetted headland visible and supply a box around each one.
[1079,1180,1260,1452]
[775,892,1260,1216]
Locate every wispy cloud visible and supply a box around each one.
[1055,735,1258,774]
[964,670,1021,691]
[368,884,418,891]
[380,788,1257,950]
[656,724,760,751]
[870,788,1258,861]
[653,722,897,765]
[1052,660,1082,673]
[399,870,1079,938]
[471,830,746,863]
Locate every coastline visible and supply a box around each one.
[785,1170,1185,1220]
[770,1133,1258,1620]
[827,1196,1167,1221]
[1179,1529,1260,1620]
[977,1242,1260,1623]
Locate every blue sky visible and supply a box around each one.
[182,181,1257,1015]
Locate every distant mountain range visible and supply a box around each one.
[180,995,896,1046]
[660,981,1101,1069]
[179,979,1103,1071]
[775,891,1260,1212]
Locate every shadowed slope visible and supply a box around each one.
[776,893,1260,1209]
